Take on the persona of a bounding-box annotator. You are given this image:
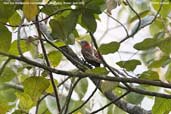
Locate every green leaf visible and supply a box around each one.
[152,0,171,17]
[16,92,33,112]
[0,25,12,52]
[131,16,155,34]
[148,55,171,68]
[0,86,17,103]
[99,42,120,55]
[86,67,109,75]
[50,19,66,40]
[0,67,16,83]
[85,0,104,14]
[54,41,66,47]
[158,38,171,54]
[9,40,32,55]
[48,51,62,67]
[23,77,50,101]
[152,97,171,114]
[134,38,159,50]
[41,5,60,15]
[75,78,88,99]
[101,81,119,93]
[38,100,51,114]
[0,103,9,114]
[139,70,159,80]
[81,10,97,33]
[46,80,58,94]
[150,19,164,36]
[9,11,21,26]
[126,93,144,104]
[50,10,79,40]
[129,10,150,23]
[0,2,16,22]
[116,59,141,71]
[12,110,24,114]
[45,96,58,114]
[165,64,171,83]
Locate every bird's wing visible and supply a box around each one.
[82,49,102,63]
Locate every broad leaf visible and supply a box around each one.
[0,103,9,114]
[148,55,171,68]
[23,77,50,101]
[158,38,171,54]
[0,2,16,22]
[16,93,33,112]
[9,11,21,26]
[134,38,159,50]
[131,16,155,34]
[139,70,159,80]
[75,78,88,99]
[0,67,16,83]
[86,67,109,75]
[23,0,38,21]
[150,19,164,36]
[9,40,33,55]
[152,0,171,17]
[0,25,12,52]
[48,51,62,67]
[101,81,119,93]
[165,64,171,83]
[116,59,141,71]
[126,93,144,104]
[152,97,171,114]
[99,42,120,55]
[50,10,79,40]
[81,10,97,33]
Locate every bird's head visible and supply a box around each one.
[79,40,90,48]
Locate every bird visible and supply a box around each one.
[79,40,102,67]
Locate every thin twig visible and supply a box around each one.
[60,78,81,114]
[57,77,71,88]
[17,16,25,56]
[0,8,72,28]
[90,91,130,114]
[0,52,171,90]
[105,12,129,37]
[119,0,164,43]
[119,86,171,99]
[0,58,11,76]
[68,81,100,114]
[35,94,50,114]
[35,16,61,112]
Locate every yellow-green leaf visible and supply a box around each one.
[86,67,109,75]
[101,81,118,93]
[23,0,38,21]
[0,25,12,52]
[48,51,62,67]
[152,97,171,114]
[16,93,33,111]
[23,76,50,101]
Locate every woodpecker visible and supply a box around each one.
[79,40,102,67]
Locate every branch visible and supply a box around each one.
[0,8,72,28]
[90,91,130,114]
[119,0,164,43]
[120,86,171,98]
[0,52,171,90]
[68,81,100,114]
[35,16,61,112]
[0,58,11,76]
